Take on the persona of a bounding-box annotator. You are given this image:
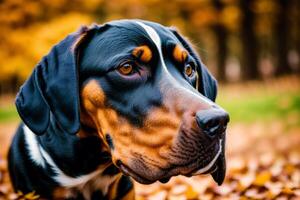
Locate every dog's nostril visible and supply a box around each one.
[206,119,218,130]
[196,108,229,138]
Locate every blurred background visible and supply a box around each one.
[0,0,299,199]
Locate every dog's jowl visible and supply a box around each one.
[8,20,229,199]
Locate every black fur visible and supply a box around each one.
[9,20,218,199]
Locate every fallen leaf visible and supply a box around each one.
[213,183,234,196]
[147,191,167,200]
[253,171,272,186]
[184,186,198,199]
[170,184,187,195]
[259,152,275,167]
[237,172,255,190]
[168,194,186,200]
[200,193,213,200]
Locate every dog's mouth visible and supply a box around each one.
[118,138,226,185]
[191,139,226,185]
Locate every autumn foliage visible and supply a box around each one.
[0,0,299,199]
[0,0,300,94]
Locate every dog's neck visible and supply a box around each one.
[24,120,123,199]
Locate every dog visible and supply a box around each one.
[8,19,229,200]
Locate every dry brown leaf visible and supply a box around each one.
[147,191,167,200]
[184,177,211,194]
[168,194,186,200]
[291,170,300,187]
[288,151,300,165]
[281,187,294,195]
[237,172,255,190]
[169,185,187,195]
[284,164,296,175]
[259,152,275,167]
[247,157,259,172]
[135,183,161,197]
[200,193,213,200]
[244,188,267,199]
[213,183,235,196]
[228,157,246,174]
[265,181,283,197]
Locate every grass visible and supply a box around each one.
[217,84,300,125]
[0,77,299,125]
[0,105,19,122]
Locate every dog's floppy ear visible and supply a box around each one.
[15,25,104,135]
[169,28,218,102]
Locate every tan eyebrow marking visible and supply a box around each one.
[173,44,188,63]
[132,45,152,63]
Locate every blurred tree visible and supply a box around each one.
[212,0,228,82]
[239,0,260,80]
[0,0,299,95]
[275,0,292,76]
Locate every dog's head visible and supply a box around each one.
[16,20,229,185]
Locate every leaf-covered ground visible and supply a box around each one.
[0,122,299,200]
[0,77,299,200]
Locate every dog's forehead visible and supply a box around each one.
[107,20,179,47]
[80,20,181,74]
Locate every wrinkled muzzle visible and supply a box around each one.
[117,75,229,185]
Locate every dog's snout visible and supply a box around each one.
[196,108,229,138]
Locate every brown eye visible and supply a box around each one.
[118,63,134,75]
[185,63,194,77]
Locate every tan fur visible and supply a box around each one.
[173,44,188,63]
[80,80,178,169]
[132,45,152,63]
[121,189,135,200]
[53,187,77,199]
[80,77,211,174]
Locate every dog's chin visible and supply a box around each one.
[119,138,226,185]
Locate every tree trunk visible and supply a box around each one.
[275,0,291,76]
[212,0,228,82]
[240,0,260,80]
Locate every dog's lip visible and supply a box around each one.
[191,139,223,175]
[119,163,155,184]
[189,138,226,185]
[210,139,226,185]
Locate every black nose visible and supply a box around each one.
[196,108,229,138]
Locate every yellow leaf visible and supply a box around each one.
[281,187,293,195]
[185,186,198,199]
[23,191,40,200]
[253,171,271,186]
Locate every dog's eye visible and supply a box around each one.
[184,63,195,77]
[118,63,135,75]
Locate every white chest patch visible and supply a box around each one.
[23,125,116,197]
[24,125,46,167]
